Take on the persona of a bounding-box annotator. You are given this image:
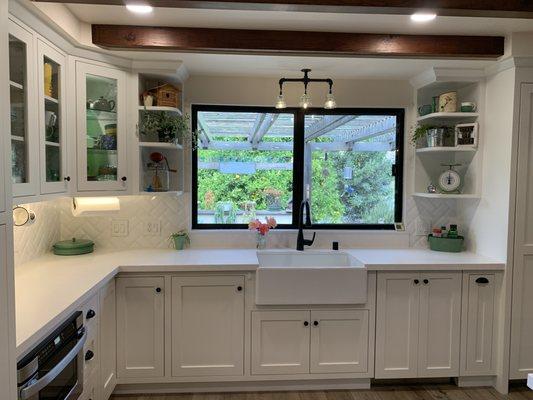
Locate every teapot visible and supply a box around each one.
[87,96,115,112]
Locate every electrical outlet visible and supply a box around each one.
[415,219,430,236]
[143,220,161,236]
[111,219,129,237]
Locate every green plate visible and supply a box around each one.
[53,238,94,256]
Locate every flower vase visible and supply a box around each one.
[256,233,268,249]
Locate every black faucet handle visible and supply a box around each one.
[304,232,316,246]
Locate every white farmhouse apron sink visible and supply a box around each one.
[255,250,367,305]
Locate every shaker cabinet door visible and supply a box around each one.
[417,272,461,377]
[171,276,245,377]
[116,276,165,378]
[375,272,420,379]
[251,310,310,375]
[310,310,369,374]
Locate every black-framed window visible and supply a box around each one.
[192,105,404,230]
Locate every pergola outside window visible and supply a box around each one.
[191,105,404,229]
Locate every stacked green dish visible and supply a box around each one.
[427,235,464,253]
[53,238,94,256]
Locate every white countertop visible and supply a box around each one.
[15,247,504,359]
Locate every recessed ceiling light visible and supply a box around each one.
[410,12,437,22]
[126,4,153,14]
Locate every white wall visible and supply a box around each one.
[461,68,515,261]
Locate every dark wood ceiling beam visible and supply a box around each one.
[33,0,533,18]
[91,25,505,59]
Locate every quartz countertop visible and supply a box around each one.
[15,247,504,359]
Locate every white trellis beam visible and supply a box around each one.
[250,114,279,149]
[205,141,293,151]
[333,116,397,144]
[305,115,356,141]
[197,113,212,148]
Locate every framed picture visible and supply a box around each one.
[455,122,478,148]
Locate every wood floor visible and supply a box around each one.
[112,383,533,400]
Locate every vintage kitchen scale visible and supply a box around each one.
[438,163,462,194]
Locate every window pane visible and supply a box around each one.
[305,114,397,225]
[196,111,294,225]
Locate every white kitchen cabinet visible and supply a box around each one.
[375,271,461,379]
[116,276,164,378]
[417,272,461,377]
[99,280,116,400]
[171,276,244,377]
[310,310,369,374]
[461,273,498,376]
[511,83,533,379]
[251,310,310,375]
[37,39,69,194]
[375,272,420,378]
[9,19,39,198]
[76,61,128,192]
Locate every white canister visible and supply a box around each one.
[439,91,457,112]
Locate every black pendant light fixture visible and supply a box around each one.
[275,69,337,110]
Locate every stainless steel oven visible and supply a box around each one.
[17,312,86,400]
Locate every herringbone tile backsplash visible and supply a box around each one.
[13,192,459,266]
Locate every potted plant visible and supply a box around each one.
[170,230,190,250]
[139,111,190,144]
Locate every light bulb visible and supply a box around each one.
[126,4,153,13]
[299,93,312,109]
[324,93,337,109]
[275,94,286,109]
[410,12,436,22]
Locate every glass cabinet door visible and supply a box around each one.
[38,40,68,194]
[76,62,127,191]
[9,21,38,197]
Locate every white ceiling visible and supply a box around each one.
[67,4,533,35]
[60,3,533,79]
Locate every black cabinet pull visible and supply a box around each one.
[156,287,162,293]
[414,279,420,285]
[475,277,489,284]
[64,176,71,182]
[237,286,243,292]
[304,321,309,327]
[86,309,96,320]
[423,279,429,285]
[121,176,127,182]
[85,350,94,361]
[313,321,319,326]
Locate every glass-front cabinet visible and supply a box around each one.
[76,62,127,192]
[38,39,68,194]
[9,20,38,197]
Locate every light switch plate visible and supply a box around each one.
[111,219,129,237]
[143,220,161,236]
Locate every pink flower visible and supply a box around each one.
[248,219,260,230]
[266,217,277,229]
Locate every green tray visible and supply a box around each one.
[428,235,464,252]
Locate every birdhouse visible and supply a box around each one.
[152,83,181,108]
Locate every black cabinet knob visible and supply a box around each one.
[475,277,489,284]
[121,176,127,182]
[237,286,243,292]
[85,350,94,361]
[414,279,420,285]
[64,176,71,182]
[304,321,309,327]
[156,287,162,293]
[423,279,429,285]
[313,321,319,326]
[86,309,96,320]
